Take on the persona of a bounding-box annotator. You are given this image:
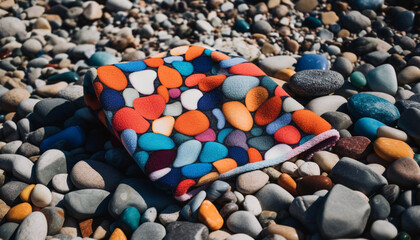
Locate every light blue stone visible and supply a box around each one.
[206,180,230,201]
[366,64,398,95]
[247,136,275,151]
[204,49,213,56]
[266,113,292,135]
[119,207,141,233]
[299,135,315,145]
[219,58,248,68]
[212,108,225,129]
[89,51,118,66]
[199,142,228,162]
[173,140,202,168]
[295,54,329,72]
[121,129,138,155]
[40,126,85,152]
[172,61,193,76]
[354,117,385,140]
[217,128,233,143]
[250,127,263,136]
[164,56,183,63]
[354,0,384,10]
[115,60,146,72]
[261,76,278,94]
[222,75,260,100]
[134,151,149,172]
[173,133,193,145]
[138,133,175,151]
[181,163,213,178]
[180,190,206,221]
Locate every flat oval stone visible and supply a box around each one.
[347,93,400,126]
[47,72,80,84]
[245,86,269,112]
[353,117,386,140]
[129,70,157,95]
[14,212,47,240]
[163,101,183,116]
[289,70,344,97]
[180,89,203,110]
[226,211,262,238]
[377,126,408,142]
[264,144,292,159]
[255,96,282,126]
[306,95,347,116]
[100,89,125,111]
[198,200,224,231]
[152,116,175,136]
[292,109,332,135]
[295,54,329,71]
[172,61,193,76]
[89,52,118,66]
[138,133,175,151]
[158,65,183,88]
[297,175,333,195]
[200,142,228,163]
[182,163,213,179]
[385,157,420,188]
[274,125,301,145]
[374,137,414,162]
[222,101,253,131]
[198,90,222,111]
[248,136,274,151]
[282,97,304,113]
[236,170,269,194]
[173,140,202,168]
[174,110,210,136]
[366,64,398,95]
[222,75,260,100]
[115,60,146,72]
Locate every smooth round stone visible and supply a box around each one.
[252,20,272,35]
[172,61,193,76]
[281,162,299,177]
[47,72,80,84]
[198,200,223,230]
[131,222,166,240]
[89,51,118,66]
[165,221,209,239]
[224,130,248,150]
[395,11,415,32]
[306,95,347,116]
[199,142,228,163]
[0,222,19,240]
[354,117,386,140]
[141,207,157,223]
[22,38,42,56]
[303,16,322,28]
[264,144,292,160]
[52,173,73,193]
[118,206,140,233]
[282,97,304,113]
[0,17,26,38]
[243,195,262,216]
[295,54,329,71]
[1,88,31,112]
[313,151,339,172]
[350,71,367,89]
[321,112,352,130]
[227,211,262,238]
[40,126,85,152]
[398,66,420,85]
[374,137,414,162]
[255,184,294,212]
[385,157,420,188]
[6,202,31,223]
[222,101,253,131]
[236,170,269,195]
[182,163,212,178]
[30,184,52,208]
[354,0,383,9]
[33,98,76,126]
[331,57,353,78]
[138,133,175,151]
[258,56,297,76]
[0,181,28,206]
[173,140,202,167]
[401,206,420,234]
[180,89,203,110]
[366,64,398,95]
[347,93,400,126]
[341,11,371,32]
[370,220,397,240]
[181,191,206,222]
[64,189,111,219]
[234,19,250,32]
[222,76,259,100]
[14,212,47,240]
[289,70,344,97]
[206,180,230,201]
[377,126,408,141]
[40,207,65,235]
[365,91,396,104]
[298,162,320,176]
[398,107,420,140]
[35,149,67,186]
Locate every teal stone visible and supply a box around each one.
[303,16,322,29]
[234,19,250,33]
[89,51,118,66]
[354,117,385,140]
[350,71,367,89]
[180,190,206,221]
[180,86,189,92]
[299,135,315,145]
[173,133,193,145]
[222,75,260,100]
[261,76,278,94]
[414,154,420,165]
[250,127,263,136]
[172,61,193,76]
[134,151,149,172]
[247,136,275,151]
[354,0,384,10]
[211,65,219,75]
[217,128,233,143]
[138,133,175,151]
[204,49,213,56]
[395,232,411,240]
[119,207,141,233]
[199,142,228,163]
[366,64,398,95]
[348,93,400,126]
[181,163,213,178]
[173,140,202,168]
[47,72,80,83]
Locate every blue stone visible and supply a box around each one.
[354,0,384,10]
[181,163,213,178]
[115,60,146,72]
[173,133,193,145]
[303,16,322,29]
[192,56,212,72]
[138,133,175,151]
[219,58,248,68]
[155,168,181,189]
[212,108,226,129]
[348,93,400,126]
[198,90,222,111]
[250,127,263,136]
[173,140,202,168]
[247,136,274,151]
[266,113,292,135]
[133,151,148,172]
[119,207,141,233]
[180,190,206,221]
[217,128,233,143]
[354,117,385,140]
[234,19,251,33]
[295,54,329,72]
[228,147,249,166]
[395,11,415,32]
[89,51,118,66]
[199,142,228,162]
[222,75,260,100]
[100,89,125,111]
[172,61,193,76]
[164,56,183,64]
[299,135,315,145]
[47,72,80,83]
[204,49,213,56]
[40,126,85,152]
[206,180,230,201]
[261,76,279,94]
[121,129,138,155]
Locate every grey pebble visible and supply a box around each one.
[35,149,67,186]
[131,222,166,240]
[63,189,111,219]
[0,180,28,205]
[0,154,34,183]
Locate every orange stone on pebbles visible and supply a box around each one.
[174,110,210,136]
[97,65,127,91]
[245,86,269,112]
[144,58,164,67]
[213,158,238,174]
[198,200,224,230]
[248,147,263,163]
[274,125,301,145]
[229,62,267,76]
[211,51,231,62]
[196,172,219,187]
[277,173,298,196]
[109,228,127,240]
[373,137,415,162]
[6,202,32,223]
[222,101,254,131]
[292,109,331,135]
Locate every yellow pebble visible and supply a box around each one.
[20,184,35,202]
[109,228,127,240]
[6,202,32,223]
[374,137,414,162]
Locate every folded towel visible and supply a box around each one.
[84,45,340,201]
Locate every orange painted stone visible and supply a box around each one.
[144,58,164,67]
[185,46,205,61]
[196,172,219,186]
[274,86,290,97]
[277,173,298,196]
[255,96,283,126]
[170,45,189,56]
[229,63,266,76]
[97,65,127,91]
[198,75,227,91]
[211,51,230,62]
[248,147,263,163]
[198,200,224,230]
[174,110,210,136]
[222,101,253,131]
[157,85,169,103]
[109,228,127,240]
[292,109,331,135]
[274,69,296,81]
[112,107,150,133]
[213,158,237,174]
[133,95,166,120]
[79,218,94,238]
[374,137,415,162]
[185,73,206,87]
[20,184,35,202]
[158,65,183,88]
[245,86,269,112]
[274,125,301,145]
[6,202,32,223]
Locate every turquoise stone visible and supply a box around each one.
[138,133,175,151]
[118,207,141,233]
[234,19,250,33]
[172,61,194,76]
[173,133,193,145]
[354,117,385,140]
[261,76,278,94]
[250,127,263,136]
[133,151,149,172]
[199,142,228,162]
[217,128,233,143]
[204,49,213,56]
[47,72,80,83]
[350,71,367,89]
[115,60,146,72]
[303,16,322,29]
[299,135,315,145]
[181,163,213,178]
[89,51,118,66]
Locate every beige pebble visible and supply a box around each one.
[36,81,68,97]
[30,184,52,208]
[280,161,299,177]
[93,219,110,240]
[60,216,80,237]
[298,162,321,176]
[367,163,386,175]
[313,151,339,172]
[376,126,408,142]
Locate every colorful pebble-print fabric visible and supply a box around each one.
[84,45,340,201]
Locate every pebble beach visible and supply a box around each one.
[0,0,420,239]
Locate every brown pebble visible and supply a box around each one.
[267,224,302,240]
[334,136,372,160]
[297,175,333,195]
[320,11,339,25]
[0,88,30,112]
[385,157,420,188]
[79,218,94,238]
[337,29,350,38]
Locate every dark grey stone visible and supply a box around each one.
[369,194,391,221]
[401,206,420,235]
[0,181,28,205]
[321,112,353,130]
[33,98,76,126]
[0,222,19,240]
[165,221,208,240]
[289,70,344,97]
[63,189,111,219]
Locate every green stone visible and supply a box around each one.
[395,232,411,240]
[118,206,141,233]
[89,51,118,66]
[234,19,250,33]
[350,71,367,89]
[173,133,193,145]
[47,72,80,84]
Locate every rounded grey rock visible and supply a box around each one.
[15,212,48,240]
[227,211,262,238]
[0,154,34,183]
[131,222,166,240]
[0,17,26,38]
[289,70,345,97]
[35,149,67,186]
[0,181,28,205]
[63,189,111,219]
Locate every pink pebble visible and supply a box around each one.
[195,128,216,142]
[169,88,181,98]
